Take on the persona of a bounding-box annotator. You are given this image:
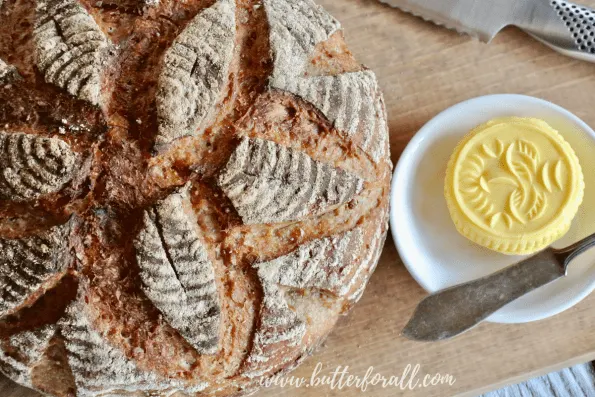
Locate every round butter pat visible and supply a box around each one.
[445,117,585,255]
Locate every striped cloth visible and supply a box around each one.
[482,363,595,397]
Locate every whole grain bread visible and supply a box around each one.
[0,0,392,396]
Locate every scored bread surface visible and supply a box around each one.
[156,0,236,147]
[218,137,364,225]
[59,290,184,397]
[135,185,221,356]
[0,0,391,396]
[265,0,388,162]
[243,228,365,378]
[34,0,111,105]
[58,289,215,396]
[0,132,78,201]
[0,325,56,387]
[0,58,18,81]
[0,221,71,318]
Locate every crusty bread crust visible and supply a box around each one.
[0,0,391,396]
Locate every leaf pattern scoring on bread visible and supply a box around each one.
[34,0,111,105]
[59,286,213,396]
[0,325,56,388]
[135,185,221,355]
[243,228,364,378]
[0,132,78,202]
[218,137,364,225]
[59,294,172,397]
[155,0,236,147]
[0,220,72,318]
[264,0,388,163]
[0,58,19,82]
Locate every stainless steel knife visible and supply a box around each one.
[402,232,595,342]
[379,0,595,62]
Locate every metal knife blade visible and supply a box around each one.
[402,232,595,342]
[378,0,595,63]
[378,0,532,42]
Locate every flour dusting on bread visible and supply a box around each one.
[0,325,56,387]
[0,58,19,82]
[286,71,389,163]
[0,221,72,317]
[34,0,112,106]
[156,0,236,147]
[135,185,221,355]
[0,132,78,201]
[243,229,364,377]
[265,0,388,162]
[218,137,364,225]
[60,292,170,396]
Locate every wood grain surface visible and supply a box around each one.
[3,0,595,396]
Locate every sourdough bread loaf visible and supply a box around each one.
[0,0,392,396]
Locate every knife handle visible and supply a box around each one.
[401,250,564,342]
[554,232,595,269]
[517,1,595,62]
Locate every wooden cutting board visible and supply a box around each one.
[3,0,595,396]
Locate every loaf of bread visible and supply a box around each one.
[0,0,391,396]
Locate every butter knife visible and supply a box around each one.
[379,0,595,62]
[402,232,595,341]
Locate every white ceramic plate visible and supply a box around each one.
[390,94,595,323]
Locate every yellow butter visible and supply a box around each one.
[445,117,585,255]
